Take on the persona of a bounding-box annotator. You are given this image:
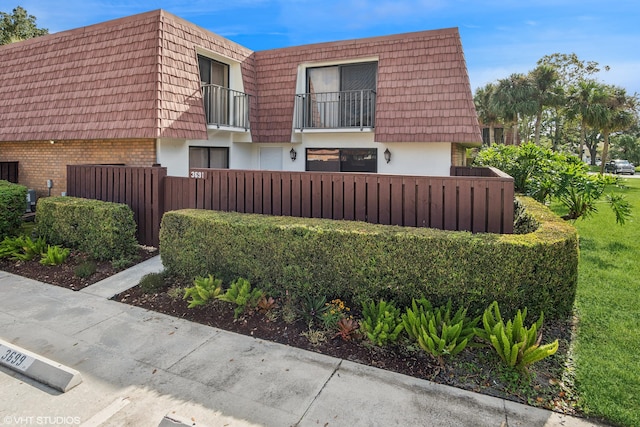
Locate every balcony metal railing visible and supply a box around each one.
[201,84,250,130]
[294,89,376,130]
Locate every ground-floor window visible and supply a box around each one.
[189,146,229,169]
[305,148,377,172]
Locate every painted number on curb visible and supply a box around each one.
[0,344,35,372]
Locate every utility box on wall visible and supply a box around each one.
[26,189,37,213]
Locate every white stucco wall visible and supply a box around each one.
[158,131,453,177]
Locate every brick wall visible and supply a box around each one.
[451,143,467,167]
[0,139,156,196]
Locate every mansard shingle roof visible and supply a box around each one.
[253,28,481,144]
[0,10,480,145]
[0,10,253,142]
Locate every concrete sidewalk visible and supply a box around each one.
[0,257,603,426]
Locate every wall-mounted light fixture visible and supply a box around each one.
[290,147,297,161]
[49,140,55,144]
[46,179,53,196]
[384,148,391,164]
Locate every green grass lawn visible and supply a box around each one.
[552,178,640,426]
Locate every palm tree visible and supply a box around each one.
[474,83,501,146]
[528,64,561,145]
[594,86,638,174]
[491,73,538,145]
[566,80,609,163]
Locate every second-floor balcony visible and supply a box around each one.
[294,89,376,131]
[202,84,250,130]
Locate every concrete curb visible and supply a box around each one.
[0,338,82,392]
[159,413,211,427]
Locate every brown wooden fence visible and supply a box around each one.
[68,165,514,246]
[67,165,166,246]
[0,161,19,183]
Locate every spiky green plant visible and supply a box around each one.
[39,245,69,265]
[216,277,263,318]
[476,301,558,371]
[360,300,404,346]
[402,299,478,361]
[0,235,47,261]
[183,274,223,308]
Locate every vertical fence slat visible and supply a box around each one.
[403,177,416,227]
[343,175,355,221]
[366,175,379,224]
[281,172,292,216]
[487,181,503,233]
[354,175,366,222]
[472,180,487,233]
[311,174,322,218]
[378,176,391,225]
[443,179,457,231]
[457,179,472,231]
[390,176,403,226]
[431,179,444,230]
[272,172,282,216]
[416,177,430,227]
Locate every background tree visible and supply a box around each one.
[592,86,638,174]
[474,83,501,146]
[0,6,48,45]
[491,73,537,144]
[566,80,609,163]
[611,133,640,165]
[528,64,562,145]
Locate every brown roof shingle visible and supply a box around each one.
[252,28,481,144]
[0,10,480,145]
[0,10,254,142]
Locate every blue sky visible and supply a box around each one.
[12,0,640,94]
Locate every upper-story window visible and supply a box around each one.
[295,62,377,130]
[198,54,249,130]
[198,55,229,88]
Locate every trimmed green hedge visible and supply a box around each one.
[0,180,27,239]
[36,196,138,261]
[160,197,578,319]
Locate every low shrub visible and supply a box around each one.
[139,272,167,294]
[160,198,577,319]
[0,180,28,239]
[36,196,138,261]
[74,260,97,279]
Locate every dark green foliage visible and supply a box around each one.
[299,294,330,325]
[35,197,138,261]
[475,143,632,224]
[360,300,404,346]
[74,260,97,279]
[0,180,28,239]
[476,301,559,371]
[159,200,577,319]
[139,272,167,294]
[513,199,540,234]
[0,6,48,45]
[40,245,70,266]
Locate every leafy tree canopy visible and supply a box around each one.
[0,6,48,45]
